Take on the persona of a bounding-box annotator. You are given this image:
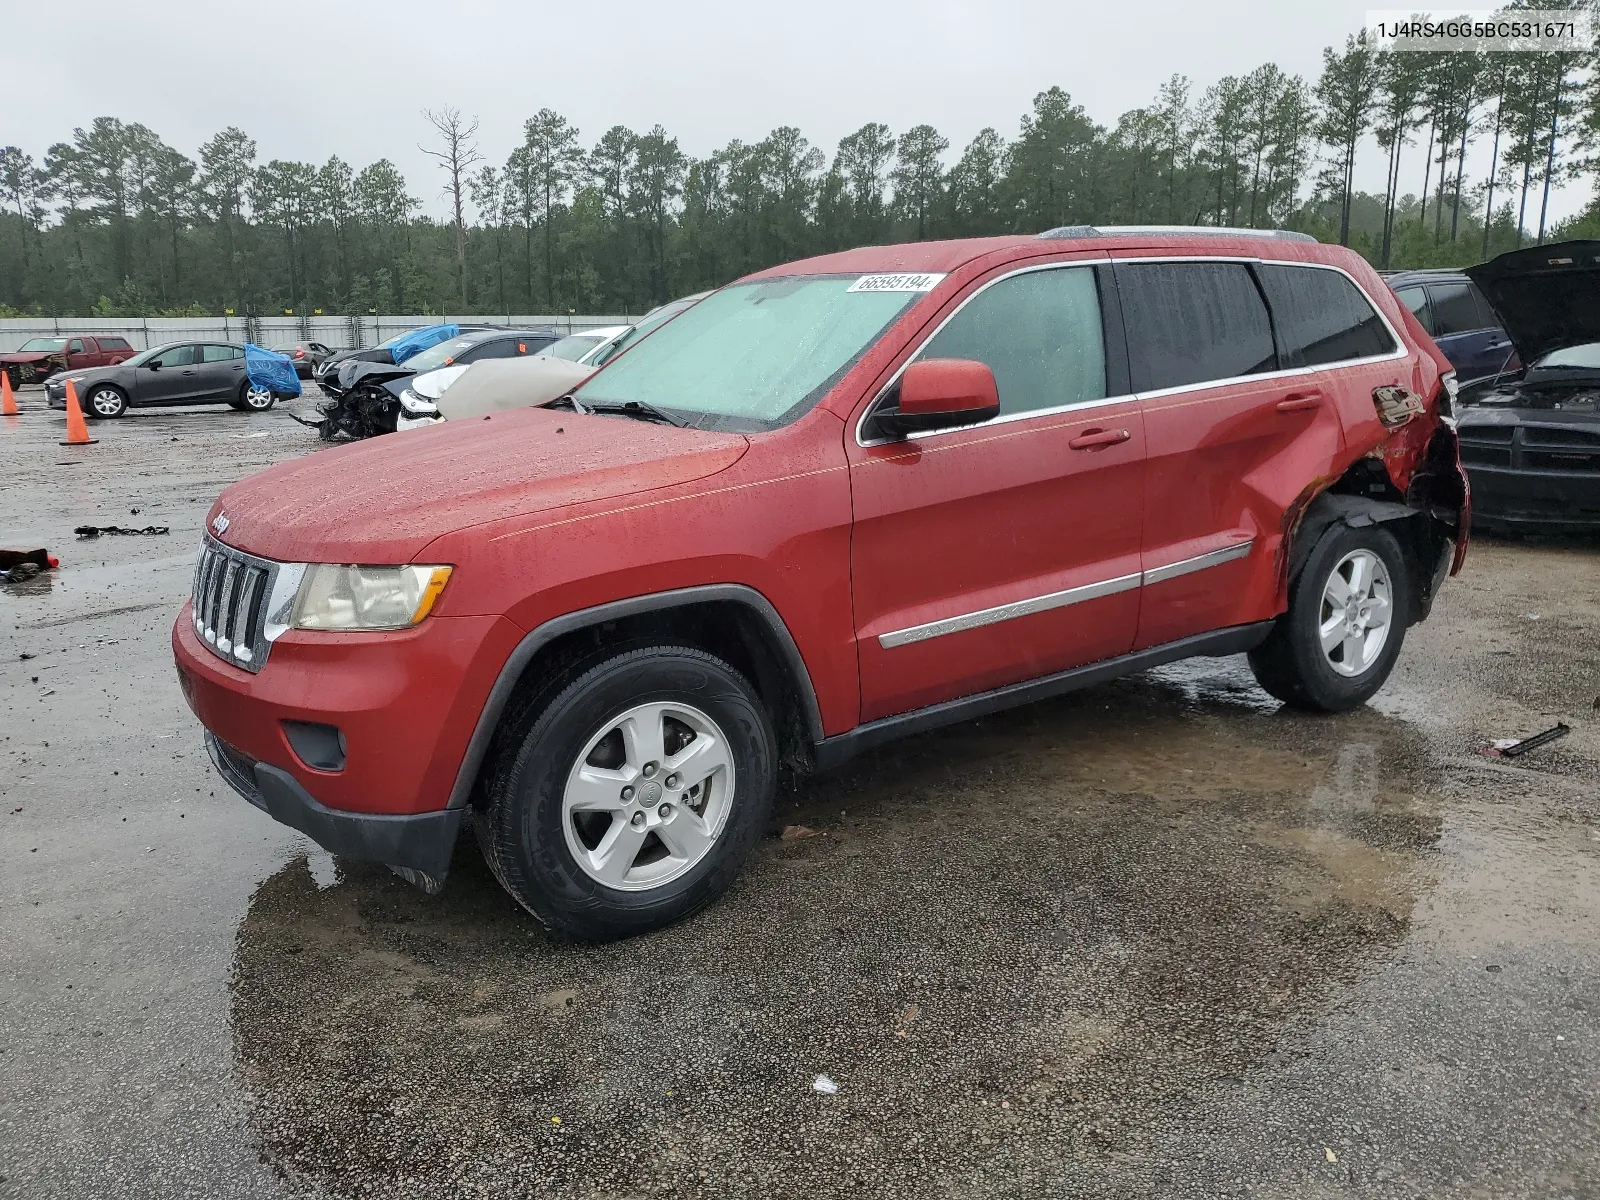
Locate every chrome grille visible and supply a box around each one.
[191,536,284,673]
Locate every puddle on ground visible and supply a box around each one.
[230,664,1444,1198]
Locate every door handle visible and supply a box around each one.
[1275,390,1323,413]
[1068,427,1131,450]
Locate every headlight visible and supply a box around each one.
[398,388,439,415]
[290,564,452,630]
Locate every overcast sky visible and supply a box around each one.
[6,0,1588,228]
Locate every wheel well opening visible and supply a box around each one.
[1293,438,1460,626]
[476,600,816,808]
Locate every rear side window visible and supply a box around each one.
[1118,262,1276,392]
[99,336,132,351]
[1395,286,1433,334]
[1255,264,1396,367]
[1428,282,1488,336]
[201,344,243,362]
[915,266,1107,416]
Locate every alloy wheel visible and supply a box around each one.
[244,385,274,409]
[1318,548,1393,677]
[561,701,735,891]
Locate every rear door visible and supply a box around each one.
[1120,258,1342,649]
[198,344,247,399]
[848,259,1147,721]
[1426,280,1515,387]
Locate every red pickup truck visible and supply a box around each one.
[174,227,1470,941]
[1,334,135,387]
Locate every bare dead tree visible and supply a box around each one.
[421,106,483,310]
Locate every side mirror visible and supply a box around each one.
[875,358,1000,439]
[147,360,161,370]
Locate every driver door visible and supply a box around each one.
[847,261,1147,722]
[136,344,201,404]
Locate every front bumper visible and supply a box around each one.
[1464,463,1600,529]
[173,602,525,872]
[206,731,462,878]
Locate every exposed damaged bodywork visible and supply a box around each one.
[0,350,68,386]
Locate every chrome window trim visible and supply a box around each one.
[877,539,1255,648]
[855,254,1409,448]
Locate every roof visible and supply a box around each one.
[743,227,1344,283]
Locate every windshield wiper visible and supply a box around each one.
[545,392,590,414]
[583,400,689,427]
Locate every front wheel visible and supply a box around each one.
[1248,523,1412,712]
[475,646,776,941]
[84,384,128,419]
[240,381,275,411]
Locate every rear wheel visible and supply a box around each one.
[84,384,128,419]
[475,646,776,941]
[1248,523,1411,712]
[240,381,275,411]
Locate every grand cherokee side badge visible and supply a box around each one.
[212,511,230,536]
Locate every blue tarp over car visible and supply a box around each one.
[244,344,302,397]
[388,323,460,364]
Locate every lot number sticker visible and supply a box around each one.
[847,273,947,293]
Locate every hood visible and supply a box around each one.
[49,362,125,388]
[208,402,749,564]
[0,351,55,364]
[1465,240,1600,364]
[337,359,415,391]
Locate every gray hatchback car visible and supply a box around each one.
[45,341,289,418]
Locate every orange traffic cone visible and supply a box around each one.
[60,379,98,446]
[1,371,17,416]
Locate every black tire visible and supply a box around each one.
[1248,523,1412,713]
[83,384,128,419]
[239,381,276,411]
[475,646,776,941]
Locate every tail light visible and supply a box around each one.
[293,348,305,359]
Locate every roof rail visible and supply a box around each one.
[1037,224,1317,244]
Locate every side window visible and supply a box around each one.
[914,266,1107,416]
[201,344,242,362]
[1468,282,1502,331]
[1117,262,1276,392]
[1395,286,1433,334]
[67,339,85,354]
[151,345,197,368]
[466,340,516,362]
[1428,283,1486,336]
[1254,264,1396,367]
[99,336,131,352]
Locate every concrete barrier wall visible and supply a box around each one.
[0,315,635,354]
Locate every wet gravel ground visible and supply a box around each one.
[2,392,1598,1199]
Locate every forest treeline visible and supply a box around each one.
[1,15,1596,319]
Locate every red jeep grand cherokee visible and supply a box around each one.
[173,226,1469,939]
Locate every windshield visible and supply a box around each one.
[18,337,67,352]
[122,344,170,367]
[1535,342,1600,370]
[402,336,480,373]
[572,276,922,430]
[542,334,605,361]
